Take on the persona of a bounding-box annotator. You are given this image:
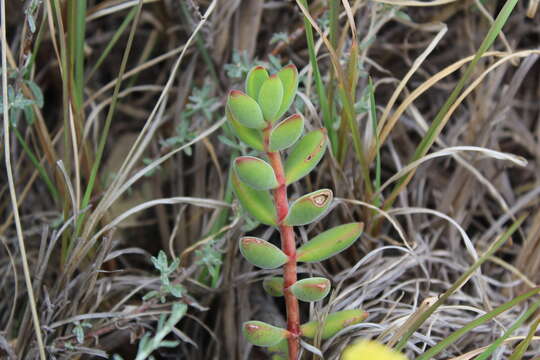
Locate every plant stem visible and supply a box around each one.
[266,148,300,360]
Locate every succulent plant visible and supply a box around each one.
[227,64,366,359]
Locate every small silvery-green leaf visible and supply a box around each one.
[26,81,44,108]
[258,75,284,123]
[227,106,264,151]
[275,64,298,119]
[232,171,277,226]
[234,156,278,190]
[300,309,368,339]
[268,339,288,357]
[246,66,269,99]
[297,223,364,263]
[269,114,304,152]
[243,321,289,347]
[239,237,287,269]
[290,277,331,302]
[284,189,333,226]
[228,90,266,129]
[263,277,284,297]
[284,129,327,185]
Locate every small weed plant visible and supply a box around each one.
[227,65,367,359]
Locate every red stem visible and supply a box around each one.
[266,148,300,360]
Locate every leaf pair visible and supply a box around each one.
[245,65,298,123]
[228,110,307,154]
[228,65,298,130]
[230,113,319,190]
[232,177,334,227]
[243,309,369,348]
[233,126,328,186]
[241,244,331,301]
[240,223,364,270]
[240,223,364,303]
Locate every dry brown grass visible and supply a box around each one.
[1,1,539,359]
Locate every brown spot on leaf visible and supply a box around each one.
[304,133,326,163]
[306,282,329,291]
[242,237,266,250]
[311,190,331,207]
[342,311,368,327]
[245,323,261,334]
[230,90,244,97]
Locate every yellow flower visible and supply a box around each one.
[342,340,407,360]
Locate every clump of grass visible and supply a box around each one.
[1,0,539,359]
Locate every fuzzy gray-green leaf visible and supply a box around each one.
[269,114,304,152]
[239,237,287,269]
[284,129,327,185]
[275,64,298,119]
[228,90,266,129]
[226,106,264,151]
[243,321,288,347]
[231,171,277,226]
[297,223,364,263]
[300,309,368,339]
[263,277,284,297]
[284,189,333,226]
[258,75,284,123]
[234,156,278,190]
[246,66,269,99]
[290,277,331,302]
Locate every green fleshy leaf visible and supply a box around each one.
[239,237,287,269]
[243,321,288,347]
[300,309,368,339]
[283,189,333,226]
[246,66,269,99]
[258,75,284,123]
[297,223,364,263]
[227,106,264,151]
[263,277,284,297]
[275,64,298,119]
[231,171,277,226]
[284,129,327,185]
[268,339,288,357]
[228,90,266,129]
[269,114,304,152]
[290,277,331,302]
[234,156,278,190]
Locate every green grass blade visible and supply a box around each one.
[67,0,86,109]
[12,125,59,201]
[337,83,373,197]
[384,0,519,209]
[87,6,137,80]
[75,1,144,255]
[295,1,372,197]
[415,288,540,360]
[74,0,86,106]
[327,0,339,156]
[395,214,527,351]
[329,0,339,48]
[297,0,336,154]
[508,317,540,360]
[474,299,540,360]
[368,77,381,207]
